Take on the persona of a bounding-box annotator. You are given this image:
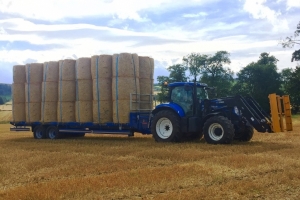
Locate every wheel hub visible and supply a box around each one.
[156,117,173,139]
[208,123,224,141]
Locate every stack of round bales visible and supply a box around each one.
[25,63,43,122]
[112,53,140,123]
[12,65,26,122]
[41,61,59,122]
[75,57,93,123]
[139,56,154,110]
[57,59,76,122]
[91,55,113,123]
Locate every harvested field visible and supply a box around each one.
[0,116,300,199]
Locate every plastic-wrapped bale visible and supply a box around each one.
[139,56,154,110]
[41,102,57,122]
[43,61,59,82]
[12,102,26,122]
[57,102,75,122]
[112,53,140,123]
[93,100,112,123]
[58,81,76,102]
[25,63,43,83]
[25,102,41,122]
[92,78,111,101]
[13,65,26,84]
[12,83,25,103]
[59,59,76,81]
[75,57,92,80]
[76,80,93,101]
[25,83,42,103]
[91,55,112,79]
[76,101,93,122]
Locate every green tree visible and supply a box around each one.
[183,53,207,81]
[280,68,293,93]
[284,65,300,113]
[232,53,281,111]
[156,76,170,103]
[167,64,187,82]
[199,51,233,97]
[280,21,300,62]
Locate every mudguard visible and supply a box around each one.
[152,103,185,117]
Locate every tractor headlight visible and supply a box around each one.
[233,106,240,115]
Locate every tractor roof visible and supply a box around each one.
[168,82,208,87]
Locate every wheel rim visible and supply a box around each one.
[156,117,173,139]
[208,123,224,141]
[35,128,43,139]
[48,128,56,139]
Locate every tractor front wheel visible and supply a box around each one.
[151,110,182,142]
[203,116,235,144]
[234,125,254,142]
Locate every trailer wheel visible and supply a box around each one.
[33,126,46,139]
[151,110,182,142]
[46,126,61,139]
[203,116,234,144]
[234,125,254,142]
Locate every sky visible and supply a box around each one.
[0,0,299,84]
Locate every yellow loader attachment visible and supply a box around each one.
[268,94,293,132]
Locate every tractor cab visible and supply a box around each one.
[168,82,210,117]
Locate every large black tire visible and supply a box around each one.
[203,116,235,144]
[234,125,254,142]
[46,126,61,139]
[33,126,47,139]
[151,110,182,142]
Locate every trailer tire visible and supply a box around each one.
[234,125,254,142]
[203,116,234,144]
[151,110,182,142]
[33,126,46,139]
[46,126,61,139]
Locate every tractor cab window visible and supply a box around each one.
[170,86,193,116]
[196,87,208,100]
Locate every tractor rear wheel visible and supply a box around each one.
[151,110,182,142]
[234,125,254,142]
[203,116,234,144]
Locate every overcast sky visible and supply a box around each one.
[0,0,299,84]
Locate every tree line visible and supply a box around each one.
[155,51,300,113]
[0,84,11,105]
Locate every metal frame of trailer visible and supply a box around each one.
[10,112,152,136]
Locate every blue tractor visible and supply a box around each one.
[150,82,272,144]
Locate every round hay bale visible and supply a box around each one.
[58,81,76,102]
[12,102,25,122]
[75,101,93,123]
[76,80,93,101]
[75,57,91,80]
[112,100,139,123]
[112,53,139,77]
[57,101,75,122]
[93,100,113,123]
[25,63,43,83]
[25,102,41,122]
[43,61,59,82]
[112,77,140,101]
[139,56,154,79]
[41,101,57,122]
[91,55,112,79]
[12,83,25,103]
[59,59,76,81]
[13,65,26,83]
[25,83,42,103]
[92,78,112,101]
[42,82,58,102]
